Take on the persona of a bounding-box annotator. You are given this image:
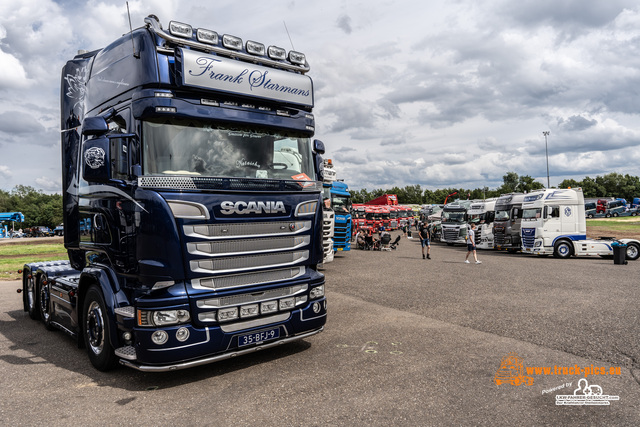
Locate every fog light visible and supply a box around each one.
[176,327,190,342]
[151,330,168,345]
[122,332,132,341]
[218,307,238,322]
[261,301,278,314]
[312,302,321,313]
[279,297,295,310]
[240,304,259,318]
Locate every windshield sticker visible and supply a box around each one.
[291,172,313,188]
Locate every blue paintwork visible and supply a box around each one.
[30,16,326,370]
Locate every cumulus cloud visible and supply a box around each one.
[0,111,46,134]
[0,165,12,179]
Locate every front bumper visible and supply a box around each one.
[120,326,324,372]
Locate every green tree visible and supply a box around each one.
[517,175,544,193]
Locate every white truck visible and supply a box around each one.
[467,198,498,250]
[520,188,640,260]
[440,200,473,245]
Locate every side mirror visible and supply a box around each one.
[82,117,109,137]
[313,139,325,154]
[82,137,111,183]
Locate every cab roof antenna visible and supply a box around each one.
[127,1,140,58]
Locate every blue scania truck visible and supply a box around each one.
[329,181,352,252]
[20,15,327,372]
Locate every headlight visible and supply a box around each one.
[138,309,191,327]
[310,285,325,299]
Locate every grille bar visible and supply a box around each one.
[187,236,309,257]
[192,266,305,291]
[185,221,311,239]
[191,251,309,274]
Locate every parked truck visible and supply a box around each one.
[467,198,497,250]
[328,180,352,252]
[440,200,473,245]
[520,188,640,260]
[492,193,525,253]
[20,15,327,372]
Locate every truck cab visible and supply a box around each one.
[520,188,640,260]
[440,200,472,245]
[23,15,327,372]
[467,198,497,249]
[493,193,525,252]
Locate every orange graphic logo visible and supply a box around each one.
[494,352,534,386]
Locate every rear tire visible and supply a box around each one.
[613,212,619,217]
[83,286,118,371]
[26,273,40,320]
[553,241,573,259]
[626,242,640,261]
[39,275,55,331]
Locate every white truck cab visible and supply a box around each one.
[520,188,640,260]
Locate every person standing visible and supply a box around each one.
[419,224,431,259]
[465,223,481,264]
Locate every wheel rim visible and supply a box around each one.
[627,245,639,260]
[558,244,570,256]
[39,281,50,321]
[86,301,105,355]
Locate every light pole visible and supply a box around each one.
[543,131,550,188]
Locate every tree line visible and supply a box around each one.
[1,172,639,229]
[0,185,63,229]
[351,172,640,205]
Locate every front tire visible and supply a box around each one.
[553,241,573,259]
[83,286,117,371]
[626,242,640,261]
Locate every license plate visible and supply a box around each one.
[237,327,280,347]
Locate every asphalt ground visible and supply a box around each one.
[1,233,639,426]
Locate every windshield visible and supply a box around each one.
[523,208,542,220]
[442,211,465,223]
[495,209,510,221]
[332,195,351,214]
[142,119,315,183]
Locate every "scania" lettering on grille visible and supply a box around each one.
[220,201,286,215]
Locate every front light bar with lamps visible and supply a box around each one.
[138,309,191,327]
[197,284,314,323]
[144,16,310,73]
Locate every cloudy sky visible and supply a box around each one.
[1,0,640,194]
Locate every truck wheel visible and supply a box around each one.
[83,286,117,371]
[587,214,594,218]
[605,213,611,218]
[25,273,40,320]
[626,243,640,261]
[613,212,619,217]
[39,275,55,331]
[553,241,573,259]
